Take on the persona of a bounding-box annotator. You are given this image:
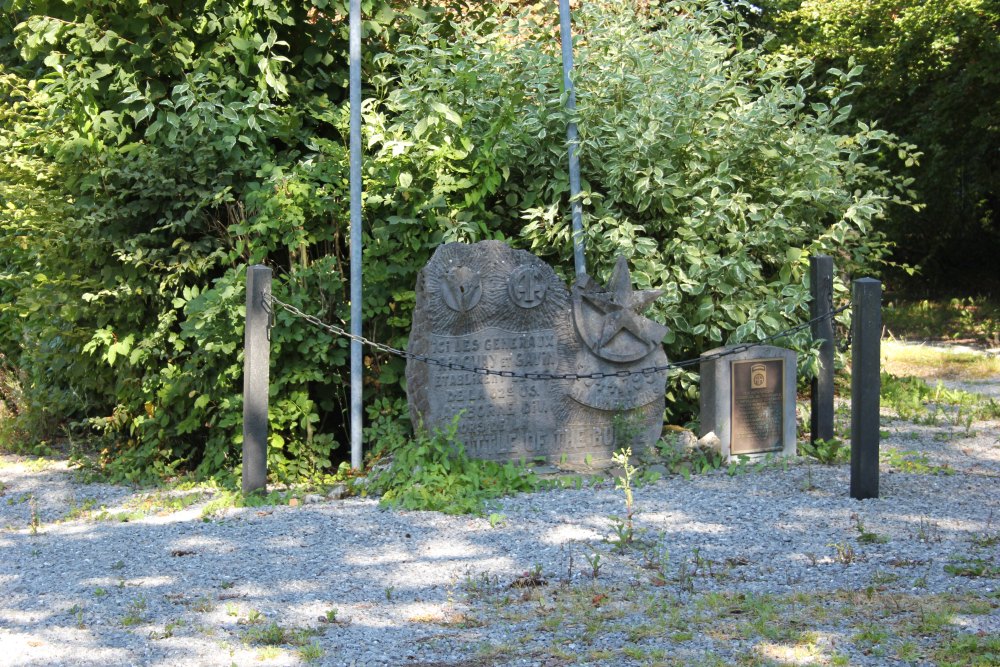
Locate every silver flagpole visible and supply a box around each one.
[558,0,586,277]
[349,0,363,469]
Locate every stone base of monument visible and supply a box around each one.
[407,241,670,468]
[699,345,797,463]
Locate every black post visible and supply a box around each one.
[242,265,271,495]
[810,255,835,444]
[850,278,881,500]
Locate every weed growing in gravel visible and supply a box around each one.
[189,596,214,613]
[934,634,1000,666]
[971,531,1000,549]
[60,496,99,521]
[584,550,602,580]
[239,609,265,626]
[68,604,85,629]
[881,447,954,475]
[852,515,890,544]
[28,494,39,534]
[881,371,1000,424]
[944,555,1000,578]
[609,447,637,550]
[916,517,943,543]
[120,595,148,627]
[799,437,849,464]
[830,542,857,564]
[243,621,287,645]
[149,618,185,640]
[299,642,323,663]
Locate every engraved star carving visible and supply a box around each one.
[580,256,669,355]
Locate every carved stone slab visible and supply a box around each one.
[407,241,669,466]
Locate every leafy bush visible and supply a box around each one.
[368,1,915,417]
[1,0,915,481]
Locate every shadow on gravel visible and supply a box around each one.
[1,427,998,666]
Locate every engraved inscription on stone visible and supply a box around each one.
[407,241,670,466]
[730,358,784,454]
[426,327,559,459]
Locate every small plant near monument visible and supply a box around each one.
[655,435,724,478]
[609,447,637,550]
[852,515,890,544]
[799,437,848,464]
[368,415,537,515]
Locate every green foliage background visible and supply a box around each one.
[753,0,1000,293]
[1,0,913,482]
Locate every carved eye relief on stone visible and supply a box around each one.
[507,265,548,309]
[440,265,483,313]
[572,255,670,363]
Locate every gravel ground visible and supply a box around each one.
[1,392,998,666]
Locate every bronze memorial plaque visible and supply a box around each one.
[730,358,785,455]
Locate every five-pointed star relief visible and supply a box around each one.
[581,256,669,350]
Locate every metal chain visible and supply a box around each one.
[266,293,850,381]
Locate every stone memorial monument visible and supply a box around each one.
[407,241,669,467]
[698,345,797,461]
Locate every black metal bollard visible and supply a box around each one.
[242,264,271,495]
[810,255,835,445]
[850,278,881,500]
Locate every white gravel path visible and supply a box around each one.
[1,394,998,666]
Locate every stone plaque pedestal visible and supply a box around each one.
[699,345,797,462]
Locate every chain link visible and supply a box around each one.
[266,293,850,381]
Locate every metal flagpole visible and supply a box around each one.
[558,0,586,277]
[349,0,363,470]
